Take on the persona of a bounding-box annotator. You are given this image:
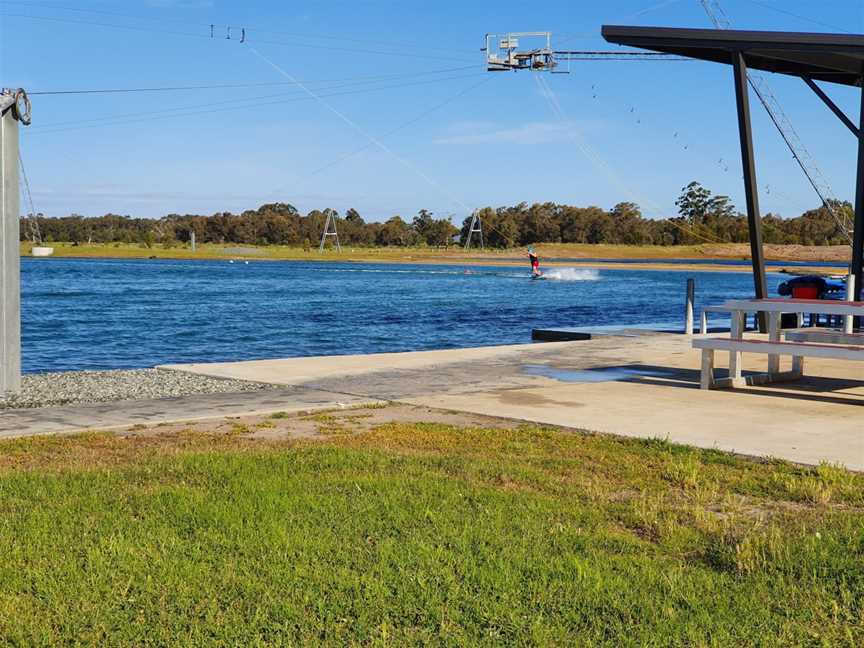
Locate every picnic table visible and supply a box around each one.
[692,298,864,389]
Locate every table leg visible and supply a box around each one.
[767,311,780,375]
[792,355,804,377]
[729,310,743,382]
[701,349,715,389]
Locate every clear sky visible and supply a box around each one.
[1,0,863,222]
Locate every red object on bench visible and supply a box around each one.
[791,285,819,299]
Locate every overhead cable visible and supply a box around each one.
[27,66,478,96]
[0,12,475,63]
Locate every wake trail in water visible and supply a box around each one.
[296,266,598,281]
[321,267,528,279]
[539,268,600,282]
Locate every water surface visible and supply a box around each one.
[21,258,783,373]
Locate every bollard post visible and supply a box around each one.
[845,272,856,334]
[684,278,695,336]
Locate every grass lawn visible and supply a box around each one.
[0,422,861,646]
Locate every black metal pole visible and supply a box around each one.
[802,76,860,138]
[853,82,864,304]
[732,52,768,332]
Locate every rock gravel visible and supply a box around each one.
[0,369,277,410]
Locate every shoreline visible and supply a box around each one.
[21,246,848,274]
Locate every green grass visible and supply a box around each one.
[0,424,861,646]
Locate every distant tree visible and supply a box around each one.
[610,202,651,245]
[520,203,559,245]
[676,181,736,225]
[377,216,415,246]
[676,182,712,225]
[345,208,364,224]
[412,209,435,244]
[140,229,156,249]
[610,201,641,220]
[27,195,854,249]
[426,218,458,247]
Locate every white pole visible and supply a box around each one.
[684,278,695,336]
[844,272,856,334]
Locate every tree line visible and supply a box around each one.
[23,182,853,249]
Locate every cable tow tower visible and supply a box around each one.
[482,31,688,72]
[319,209,342,253]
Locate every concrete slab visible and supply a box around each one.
[169,333,864,470]
[0,387,379,439]
[159,343,574,386]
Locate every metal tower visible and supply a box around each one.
[318,209,341,252]
[463,210,484,250]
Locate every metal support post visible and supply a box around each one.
[732,52,768,332]
[0,97,21,394]
[853,83,864,303]
[802,76,860,138]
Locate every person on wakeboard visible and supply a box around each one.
[527,246,542,277]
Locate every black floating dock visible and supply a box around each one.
[531,328,592,342]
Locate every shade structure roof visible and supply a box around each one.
[601,25,864,87]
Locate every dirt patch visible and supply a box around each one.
[492,387,586,409]
[117,403,520,442]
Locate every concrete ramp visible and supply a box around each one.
[162,334,864,470]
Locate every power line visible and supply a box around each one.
[554,51,690,60]
[26,66,477,96]
[700,0,853,244]
[248,47,476,215]
[276,75,495,191]
[27,72,486,135]
[0,0,472,55]
[18,151,42,244]
[628,0,686,19]
[534,75,724,243]
[536,76,658,218]
[0,11,475,63]
[742,0,851,34]
[0,11,212,40]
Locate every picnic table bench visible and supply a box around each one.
[692,298,864,389]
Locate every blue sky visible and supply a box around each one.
[1,0,863,222]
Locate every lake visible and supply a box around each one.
[21,257,785,373]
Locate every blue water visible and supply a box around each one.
[540,258,840,267]
[21,258,784,373]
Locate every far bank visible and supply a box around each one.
[20,242,850,274]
